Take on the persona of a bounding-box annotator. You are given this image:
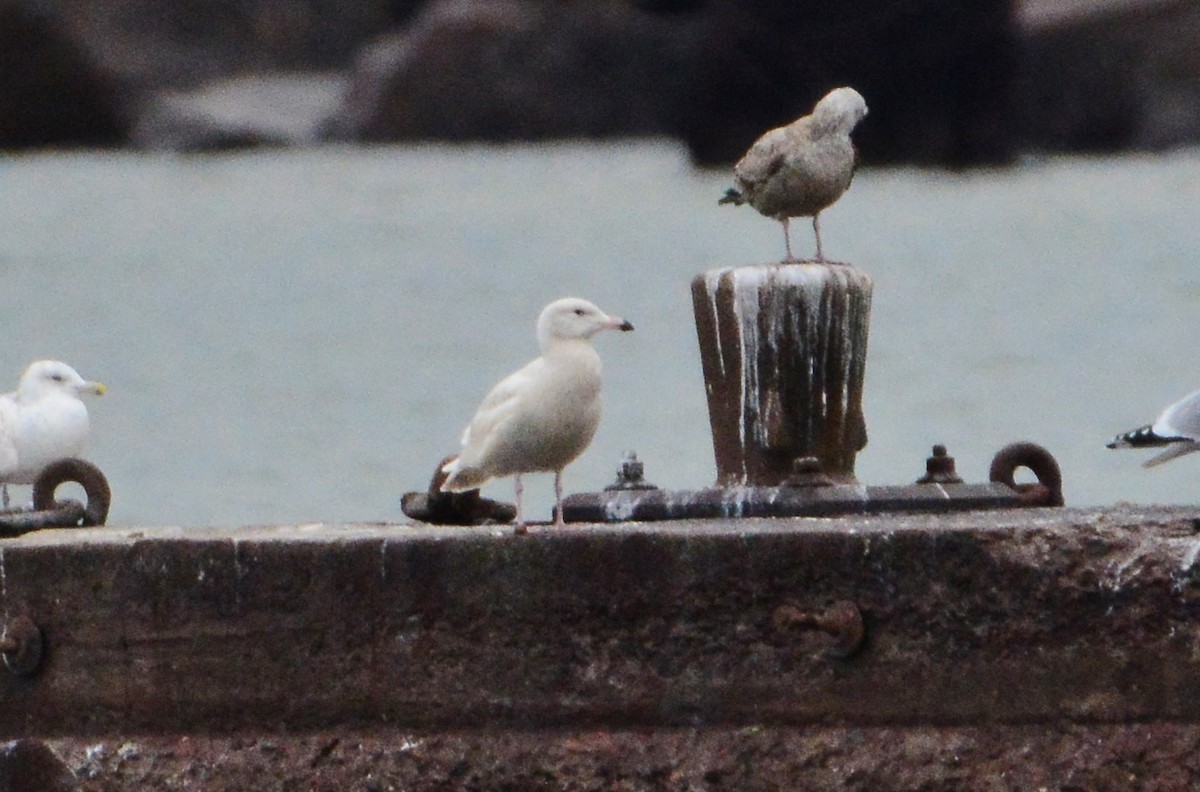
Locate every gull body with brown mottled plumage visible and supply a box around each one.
[720,86,868,263]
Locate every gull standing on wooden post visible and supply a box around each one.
[0,360,107,509]
[1108,388,1200,467]
[440,298,634,530]
[719,86,868,264]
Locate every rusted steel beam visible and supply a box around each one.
[560,443,1062,523]
[561,480,1021,521]
[0,506,1197,736]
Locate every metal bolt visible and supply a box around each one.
[772,600,864,657]
[1,616,44,676]
[782,456,834,488]
[604,451,658,491]
[916,444,963,485]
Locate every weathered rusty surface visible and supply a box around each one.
[692,264,872,486]
[2,506,1200,740]
[43,724,1200,791]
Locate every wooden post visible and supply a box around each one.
[692,263,872,485]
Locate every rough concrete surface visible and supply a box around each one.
[5,506,1200,788]
[36,723,1200,791]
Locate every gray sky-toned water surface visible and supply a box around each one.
[1,142,1198,526]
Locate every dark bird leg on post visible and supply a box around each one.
[813,214,825,263]
[554,471,565,527]
[781,218,796,262]
[514,474,525,529]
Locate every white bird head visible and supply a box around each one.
[810,86,868,135]
[16,360,107,402]
[536,297,634,351]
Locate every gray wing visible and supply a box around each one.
[733,126,792,191]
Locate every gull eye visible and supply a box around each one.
[573,308,586,316]
[50,373,65,383]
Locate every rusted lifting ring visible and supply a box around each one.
[32,458,111,527]
[400,454,518,526]
[0,616,44,676]
[989,442,1064,507]
[772,600,865,658]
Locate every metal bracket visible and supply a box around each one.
[561,443,1063,523]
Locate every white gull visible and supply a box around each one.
[720,86,868,263]
[0,360,107,508]
[440,297,634,529]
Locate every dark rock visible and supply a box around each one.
[36,0,423,90]
[334,0,698,142]
[129,73,348,152]
[339,0,1018,165]
[0,1,126,149]
[11,0,1198,161]
[1016,0,1200,152]
[673,0,1019,167]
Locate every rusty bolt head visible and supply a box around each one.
[604,451,658,491]
[916,444,964,485]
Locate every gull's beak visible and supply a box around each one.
[85,381,107,396]
[607,316,635,332]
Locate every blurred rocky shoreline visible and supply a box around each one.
[1,0,1197,165]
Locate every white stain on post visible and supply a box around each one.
[692,263,872,486]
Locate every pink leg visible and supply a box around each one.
[781,218,795,262]
[553,470,567,527]
[812,214,825,262]
[513,474,526,533]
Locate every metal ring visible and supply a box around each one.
[32,458,111,527]
[989,442,1064,507]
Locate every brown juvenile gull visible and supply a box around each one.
[0,360,107,509]
[719,86,868,263]
[1108,388,1200,467]
[440,297,634,529]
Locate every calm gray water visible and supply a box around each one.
[1,141,1199,526]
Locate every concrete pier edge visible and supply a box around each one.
[4,505,1200,787]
